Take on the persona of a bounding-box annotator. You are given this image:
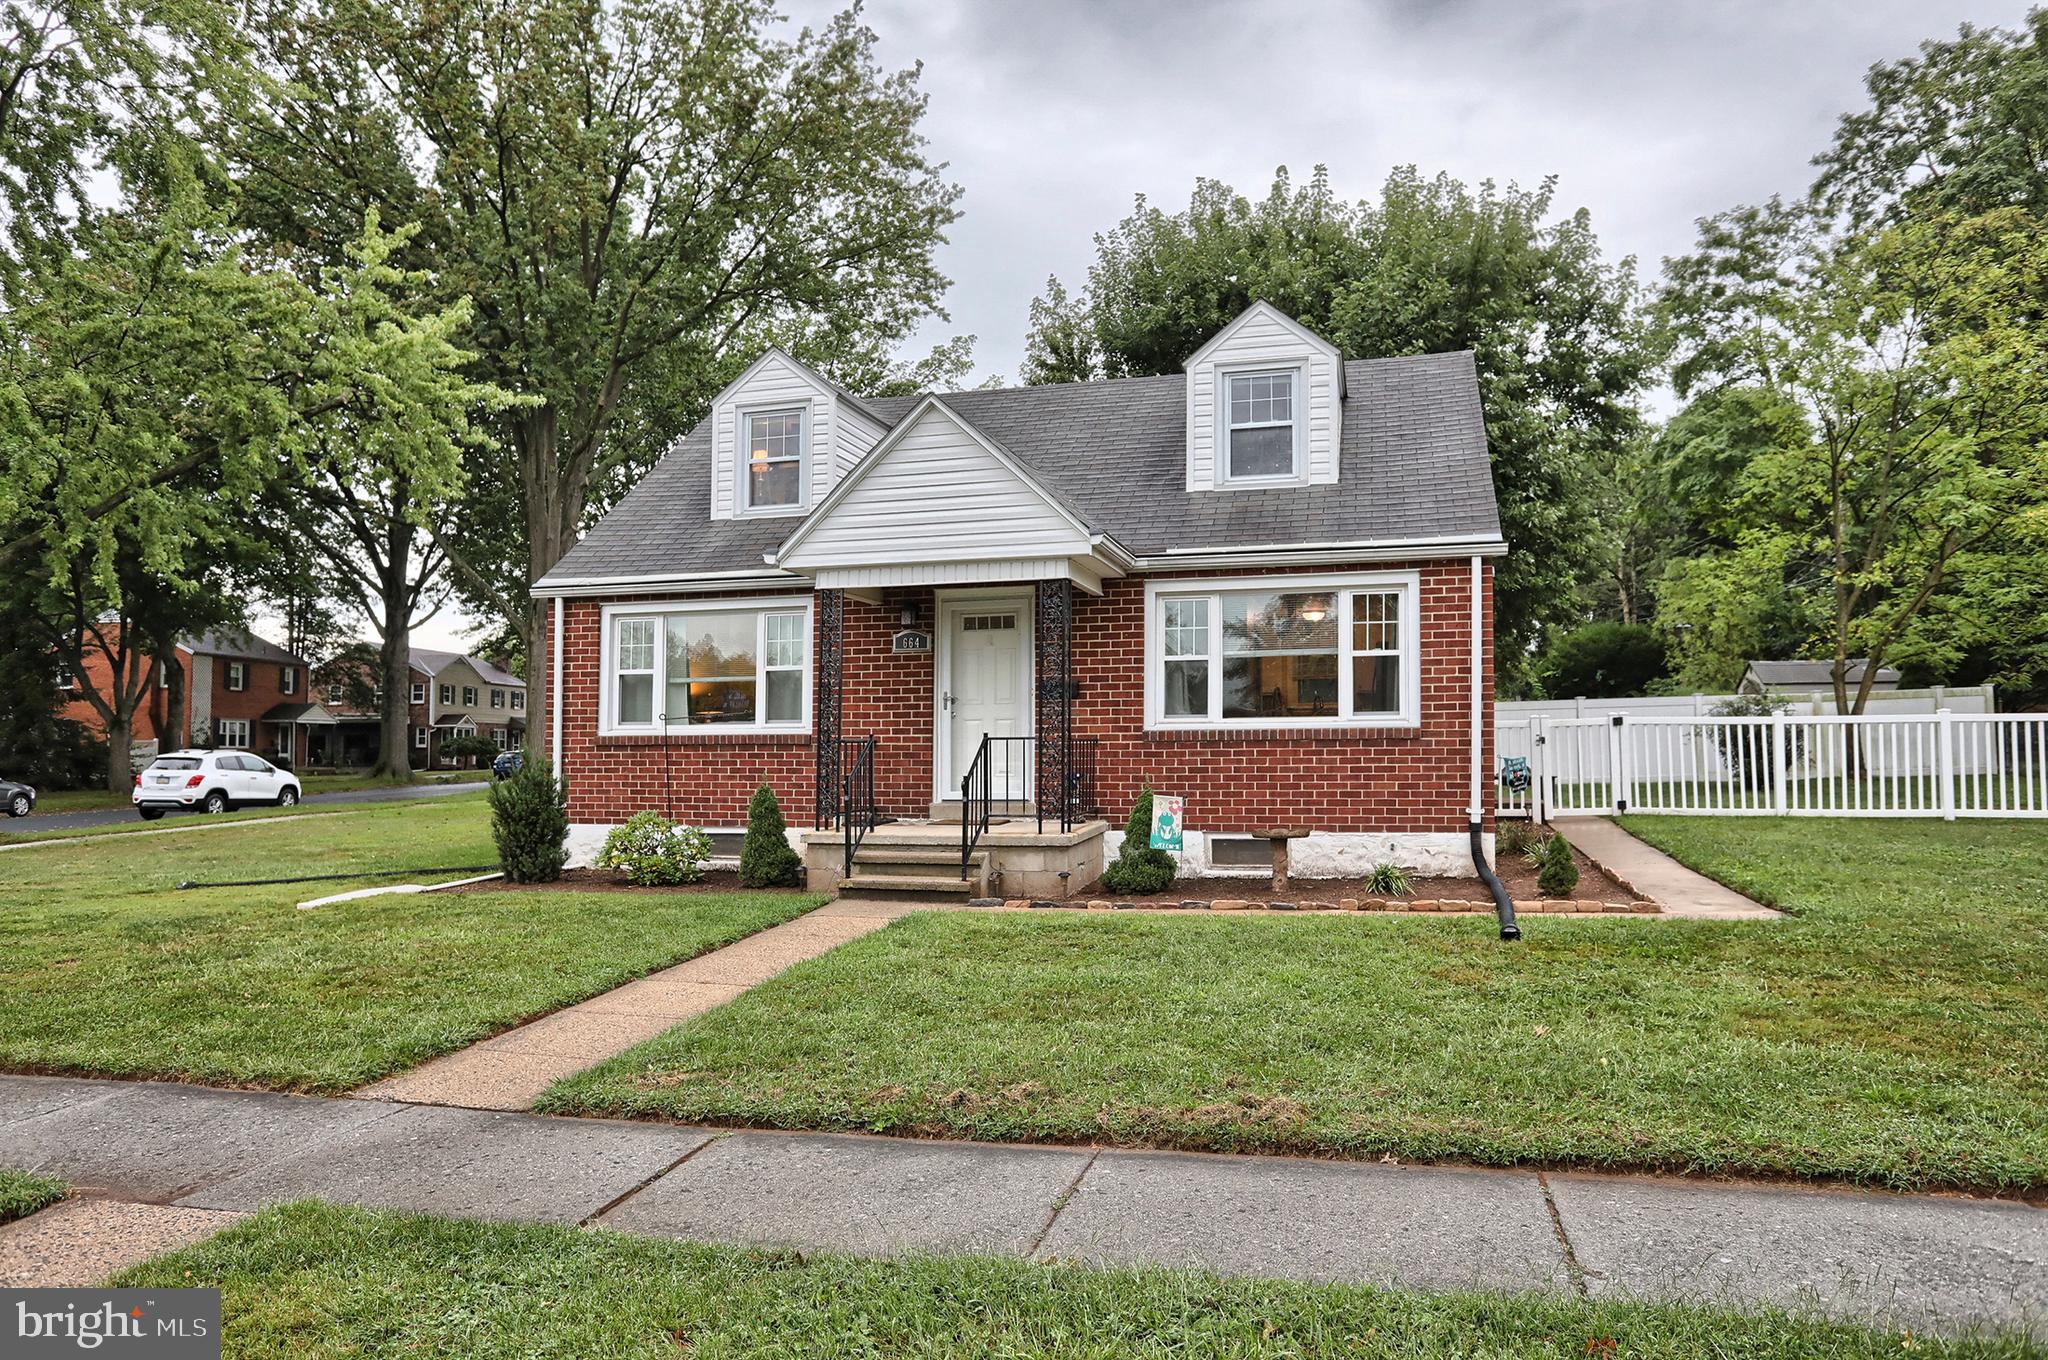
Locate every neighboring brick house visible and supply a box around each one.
[531,304,1508,900]
[61,628,320,766]
[318,648,527,768]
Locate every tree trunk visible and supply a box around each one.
[519,407,572,767]
[104,708,134,794]
[371,501,416,781]
[163,655,187,755]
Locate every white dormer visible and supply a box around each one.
[1183,302,1344,492]
[708,349,888,521]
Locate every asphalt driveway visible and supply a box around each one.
[0,780,487,838]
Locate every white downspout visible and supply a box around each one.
[550,595,564,772]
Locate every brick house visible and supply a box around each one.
[532,304,1506,897]
[317,648,526,768]
[61,628,320,766]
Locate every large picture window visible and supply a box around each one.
[603,600,810,734]
[1149,573,1418,728]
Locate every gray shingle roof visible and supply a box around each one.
[181,629,304,665]
[544,352,1500,584]
[409,648,525,686]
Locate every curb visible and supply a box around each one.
[974,896,1660,915]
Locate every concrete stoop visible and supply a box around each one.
[805,819,1108,900]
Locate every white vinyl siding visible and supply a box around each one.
[780,404,1090,569]
[1185,303,1341,491]
[711,353,837,521]
[600,598,812,736]
[1145,570,1420,730]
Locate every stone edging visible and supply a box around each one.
[975,896,1661,915]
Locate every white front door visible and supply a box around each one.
[938,595,1032,801]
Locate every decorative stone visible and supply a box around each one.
[1113,901,1140,911]
[1632,901,1660,913]
[1268,900,1299,911]
[1003,899,1030,911]
[1358,898,1386,911]
[966,898,1003,908]
[1338,898,1361,911]
[1182,899,1210,910]
[1087,899,1112,911]
[1029,899,1061,909]
[1601,901,1630,913]
[1211,899,1250,912]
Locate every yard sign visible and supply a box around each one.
[1149,795,1183,851]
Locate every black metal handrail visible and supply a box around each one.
[840,735,877,882]
[959,734,1100,878]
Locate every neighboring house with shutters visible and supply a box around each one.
[531,303,1507,897]
[317,648,527,768]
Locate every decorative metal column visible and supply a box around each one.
[1034,578,1074,831]
[814,588,845,829]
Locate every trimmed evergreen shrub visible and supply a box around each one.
[1100,783,1178,895]
[1537,832,1580,898]
[739,784,803,888]
[488,757,568,883]
[597,812,713,887]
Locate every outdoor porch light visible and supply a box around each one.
[900,599,920,627]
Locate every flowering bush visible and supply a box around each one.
[596,811,713,886]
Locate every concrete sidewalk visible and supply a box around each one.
[354,898,918,1110]
[2,1075,2042,1339]
[1550,817,1781,919]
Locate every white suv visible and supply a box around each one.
[133,750,302,820]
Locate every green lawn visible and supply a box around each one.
[544,817,2048,1193]
[0,1169,67,1224]
[0,800,824,1090]
[114,1201,2031,1360]
[0,793,488,844]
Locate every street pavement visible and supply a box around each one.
[2,1074,2043,1339]
[0,778,487,838]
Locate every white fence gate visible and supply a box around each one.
[1498,711,2048,820]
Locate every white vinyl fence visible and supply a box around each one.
[1497,711,2048,821]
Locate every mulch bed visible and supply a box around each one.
[1052,840,1648,913]
[440,867,810,895]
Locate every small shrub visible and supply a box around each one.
[1364,862,1412,896]
[597,811,713,887]
[1537,832,1580,898]
[1496,820,1538,858]
[739,784,802,888]
[1100,783,1178,895]
[488,757,568,884]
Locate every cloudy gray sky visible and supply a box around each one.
[412,0,2030,649]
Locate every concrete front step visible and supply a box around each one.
[836,873,976,900]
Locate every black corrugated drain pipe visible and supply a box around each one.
[1473,820,1519,940]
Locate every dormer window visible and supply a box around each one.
[743,408,806,512]
[1225,370,1300,482]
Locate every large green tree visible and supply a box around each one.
[225,0,961,737]
[1019,166,1652,690]
[1656,204,2048,713]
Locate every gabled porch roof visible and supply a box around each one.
[767,396,1133,595]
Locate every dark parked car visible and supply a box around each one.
[1,777,36,817]
[492,750,524,780]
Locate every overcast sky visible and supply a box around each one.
[410,0,2030,651]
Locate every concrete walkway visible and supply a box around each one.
[1,1075,2042,1339]
[1550,817,1781,919]
[355,898,917,1110]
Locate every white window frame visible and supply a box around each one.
[1217,365,1305,486]
[510,689,524,710]
[326,682,344,704]
[225,660,247,691]
[439,683,453,704]
[490,688,505,709]
[599,596,813,737]
[1143,570,1422,731]
[410,682,426,704]
[280,666,296,695]
[462,685,477,707]
[413,726,428,749]
[737,403,810,517]
[216,718,251,748]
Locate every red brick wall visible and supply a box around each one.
[553,561,1494,834]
